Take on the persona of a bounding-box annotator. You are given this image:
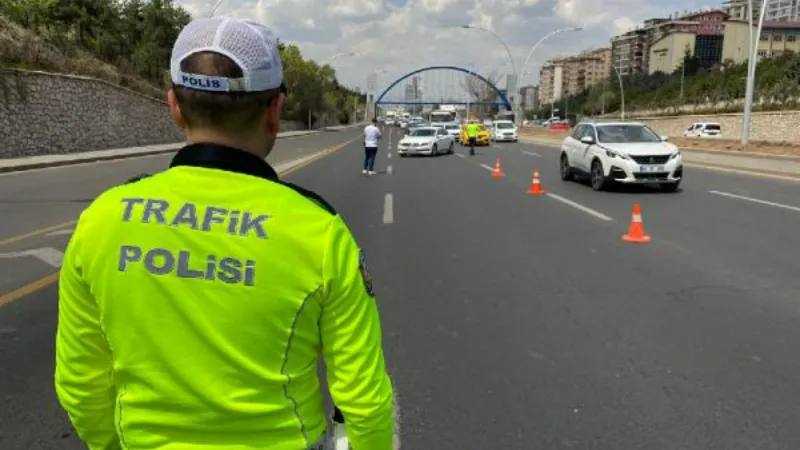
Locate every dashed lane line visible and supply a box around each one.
[383,193,394,224]
[546,193,614,221]
[471,159,613,221]
[522,150,541,157]
[709,190,800,213]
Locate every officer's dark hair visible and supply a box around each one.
[172,52,282,134]
[371,118,378,124]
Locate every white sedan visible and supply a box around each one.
[397,127,455,157]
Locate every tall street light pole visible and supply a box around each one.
[461,24,519,121]
[310,51,360,130]
[741,0,770,147]
[518,27,583,121]
[610,64,625,120]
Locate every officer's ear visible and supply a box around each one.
[263,87,285,135]
[167,87,188,130]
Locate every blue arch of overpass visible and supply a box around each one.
[374,66,512,111]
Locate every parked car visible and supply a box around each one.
[684,122,722,138]
[560,121,683,192]
[397,127,455,157]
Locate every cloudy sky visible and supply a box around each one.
[175,0,714,97]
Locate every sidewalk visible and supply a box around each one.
[519,134,800,180]
[0,129,320,174]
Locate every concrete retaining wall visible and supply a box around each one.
[633,110,800,143]
[0,70,304,159]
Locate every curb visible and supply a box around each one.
[0,130,326,174]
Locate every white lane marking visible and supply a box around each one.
[546,193,613,221]
[383,193,394,224]
[456,153,465,158]
[46,229,75,236]
[387,165,393,175]
[709,190,800,213]
[388,153,392,159]
[522,150,541,157]
[480,164,494,171]
[687,163,800,183]
[493,145,502,149]
[0,247,64,267]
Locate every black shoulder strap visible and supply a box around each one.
[279,181,338,216]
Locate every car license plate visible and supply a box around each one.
[640,165,664,173]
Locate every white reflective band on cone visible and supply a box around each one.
[632,214,642,222]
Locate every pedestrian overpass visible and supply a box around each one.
[372,66,513,120]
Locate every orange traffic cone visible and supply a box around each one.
[622,203,651,243]
[527,169,546,196]
[491,158,505,178]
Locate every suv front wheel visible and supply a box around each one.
[560,153,573,181]
[590,159,608,191]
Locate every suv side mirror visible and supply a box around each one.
[580,136,594,145]
[660,135,669,142]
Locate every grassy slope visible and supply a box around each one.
[0,14,163,99]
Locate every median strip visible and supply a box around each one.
[0,129,325,174]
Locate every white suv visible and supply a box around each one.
[560,122,683,192]
[490,120,518,142]
[684,122,722,138]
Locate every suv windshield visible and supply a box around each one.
[411,129,436,137]
[596,124,661,143]
[445,125,459,130]
[496,122,514,129]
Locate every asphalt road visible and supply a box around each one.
[2,125,800,449]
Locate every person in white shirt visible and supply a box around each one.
[363,118,382,175]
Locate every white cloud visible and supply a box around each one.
[175,0,699,94]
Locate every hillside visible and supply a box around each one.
[0,13,163,98]
[0,0,364,126]
[534,51,800,120]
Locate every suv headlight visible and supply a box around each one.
[670,150,681,160]
[605,149,631,160]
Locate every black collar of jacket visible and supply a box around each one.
[169,143,279,181]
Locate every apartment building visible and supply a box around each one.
[613,9,729,76]
[722,0,759,20]
[611,28,649,76]
[723,0,800,22]
[763,0,800,21]
[537,48,611,105]
[538,62,563,106]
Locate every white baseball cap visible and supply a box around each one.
[170,16,284,93]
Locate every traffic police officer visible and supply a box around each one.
[466,120,480,156]
[55,16,395,450]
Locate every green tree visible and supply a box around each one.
[2,3,362,126]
